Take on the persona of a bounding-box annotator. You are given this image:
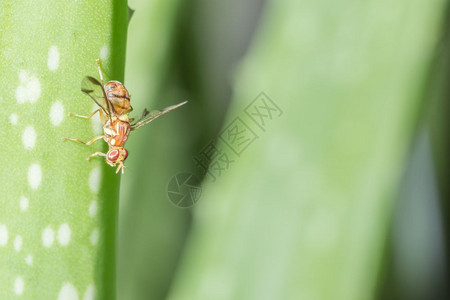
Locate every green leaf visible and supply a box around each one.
[167,0,446,299]
[118,0,192,299]
[0,1,127,299]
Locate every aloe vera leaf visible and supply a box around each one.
[0,0,127,299]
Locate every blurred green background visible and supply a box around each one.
[118,0,450,299]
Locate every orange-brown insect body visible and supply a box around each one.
[103,118,131,148]
[102,118,131,173]
[104,80,131,115]
[63,59,187,174]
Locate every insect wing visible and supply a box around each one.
[81,76,113,119]
[131,101,188,130]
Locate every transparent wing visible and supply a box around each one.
[131,101,188,131]
[81,76,113,121]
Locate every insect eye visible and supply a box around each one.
[123,149,128,160]
[107,149,120,162]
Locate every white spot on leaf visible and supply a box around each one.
[16,70,41,103]
[89,167,101,193]
[10,113,18,125]
[100,45,109,60]
[0,225,8,246]
[22,126,36,150]
[89,200,98,217]
[14,276,24,295]
[57,223,71,246]
[50,101,64,126]
[42,226,54,247]
[25,255,33,266]
[14,235,22,252]
[91,103,103,134]
[90,228,99,245]
[83,284,95,300]
[28,164,42,190]
[48,46,60,71]
[57,283,79,300]
[20,196,29,211]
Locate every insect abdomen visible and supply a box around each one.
[104,80,131,114]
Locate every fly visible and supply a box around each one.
[62,59,187,174]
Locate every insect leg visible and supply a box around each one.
[68,108,100,120]
[99,109,107,125]
[116,163,125,174]
[87,152,106,161]
[96,59,105,86]
[62,135,104,145]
